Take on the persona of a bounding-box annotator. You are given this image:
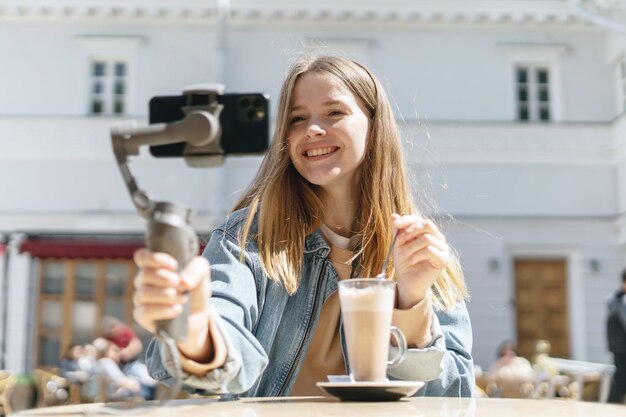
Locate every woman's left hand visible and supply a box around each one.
[392,213,450,309]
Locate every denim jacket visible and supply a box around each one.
[146,208,474,397]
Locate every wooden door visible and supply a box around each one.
[514,259,570,359]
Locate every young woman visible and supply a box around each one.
[133,56,474,397]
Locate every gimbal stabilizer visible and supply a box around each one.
[110,85,225,342]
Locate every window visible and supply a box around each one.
[617,58,626,113]
[76,36,144,117]
[497,43,569,122]
[89,59,129,116]
[35,258,137,367]
[516,65,551,122]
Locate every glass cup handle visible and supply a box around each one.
[387,326,407,368]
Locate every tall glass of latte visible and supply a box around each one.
[338,278,407,382]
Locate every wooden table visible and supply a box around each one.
[15,396,626,417]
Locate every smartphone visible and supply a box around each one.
[149,92,269,157]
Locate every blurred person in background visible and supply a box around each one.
[58,344,89,385]
[486,341,534,398]
[101,317,156,395]
[102,317,143,363]
[95,341,143,400]
[607,269,626,404]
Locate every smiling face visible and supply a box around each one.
[287,71,370,196]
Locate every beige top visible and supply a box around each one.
[290,226,433,396]
[290,225,356,396]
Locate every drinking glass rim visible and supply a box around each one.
[338,278,396,289]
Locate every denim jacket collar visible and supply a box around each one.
[304,228,331,257]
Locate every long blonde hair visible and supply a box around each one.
[233,56,467,309]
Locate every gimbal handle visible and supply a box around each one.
[110,87,223,341]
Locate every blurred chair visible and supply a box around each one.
[531,339,614,401]
[1,374,38,415]
[545,357,615,402]
[32,369,70,407]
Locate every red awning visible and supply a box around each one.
[19,239,145,259]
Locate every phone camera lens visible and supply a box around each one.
[240,98,250,108]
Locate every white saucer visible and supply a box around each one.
[316,380,424,402]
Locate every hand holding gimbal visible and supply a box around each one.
[111,84,268,341]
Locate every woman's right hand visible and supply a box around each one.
[132,249,214,360]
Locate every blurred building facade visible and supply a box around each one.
[1,0,625,374]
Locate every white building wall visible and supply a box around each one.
[0,23,220,116]
[615,117,626,223]
[0,21,619,122]
[221,24,619,122]
[432,164,616,216]
[449,219,624,367]
[0,118,224,219]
